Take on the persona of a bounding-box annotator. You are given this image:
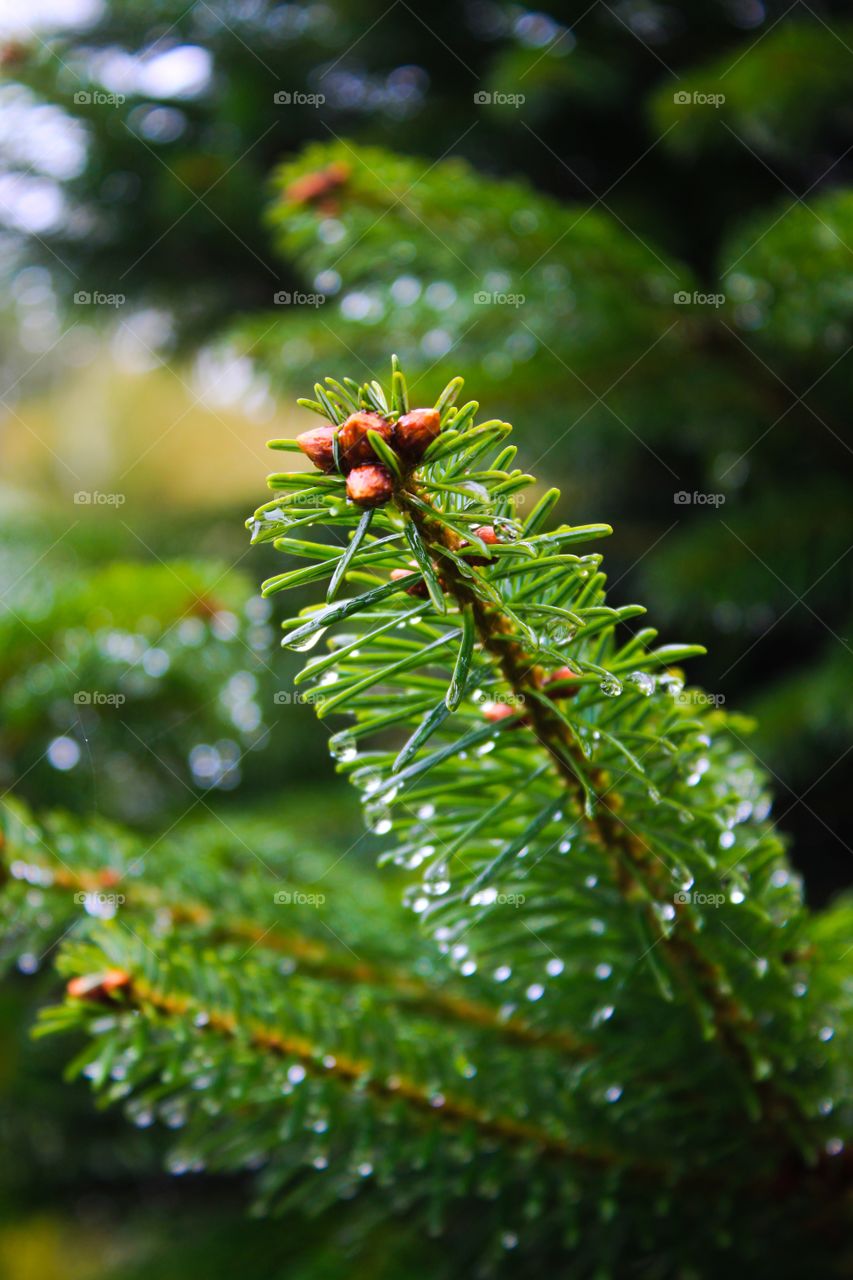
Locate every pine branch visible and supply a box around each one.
[0,798,588,1057]
[248,358,837,1159]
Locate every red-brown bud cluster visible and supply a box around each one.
[285,161,350,214]
[67,969,131,1002]
[295,404,445,509]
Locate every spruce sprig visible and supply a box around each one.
[248,358,826,1149]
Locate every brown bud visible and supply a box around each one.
[285,161,350,206]
[482,701,527,728]
[338,411,394,471]
[468,525,502,566]
[473,525,500,545]
[393,407,441,460]
[347,464,393,507]
[296,424,336,473]
[67,969,131,1002]
[0,42,28,68]
[390,567,429,598]
[546,666,581,699]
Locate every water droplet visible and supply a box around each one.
[599,676,622,697]
[494,965,512,983]
[818,1026,834,1042]
[546,958,564,977]
[291,627,327,652]
[595,963,612,980]
[526,983,544,1001]
[604,1085,623,1103]
[331,734,357,762]
[288,1064,307,1084]
[628,671,655,696]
